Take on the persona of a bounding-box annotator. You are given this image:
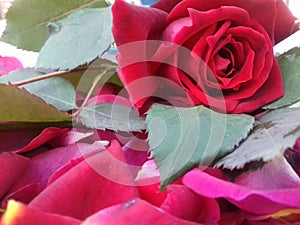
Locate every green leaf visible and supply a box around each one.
[60,58,122,91]
[0,84,72,129]
[264,47,300,109]
[215,107,300,170]
[36,8,114,70]
[0,69,76,111]
[146,104,254,189]
[80,104,146,131]
[1,0,107,51]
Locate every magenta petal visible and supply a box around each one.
[235,156,300,190]
[161,184,220,224]
[0,200,81,225]
[0,56,23,76]
[29,141,139,220]
[81,198,200,225]
[0,153,29,199]
[183,168,300,215]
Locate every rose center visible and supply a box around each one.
[215,48,233,76]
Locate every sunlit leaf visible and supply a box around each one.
[1,0,107,51]
[37,8,113,70]
[0,84,72,130]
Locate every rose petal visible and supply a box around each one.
[81,198,200,225]
[152,0,182,13]
[112,0,168,112]
[122,132,149,176]
[232,60,283,113]
[235,156,300,190]
[183,168,300,215]
[164,0,280,42]
[4,143,102,206]
[14,127,69,154]
[0,200,81,225]
[0,130,47,153]
[112,0,167,46]
[1,184,39,209]
[29,141,139,220]
[274,0,300,43]
[161,184,220,224]
[0,153,29,199]
[49,130,94,148]
[0,56,23,76]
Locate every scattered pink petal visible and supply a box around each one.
[0,200,81,225]
[122,132,149,176]
[86,94,132,107]
[29,141,139,220]
[14,127,69,154]
[235,156,300,190]
[135,159,160,181]
[0,153,29,200]
[0,56,23,76]
[2,143,102,207]
[49,129,94,148]
[81,198,201,225]
[0,130,44,153]
[183,166,300,215]
[161,184,220,224]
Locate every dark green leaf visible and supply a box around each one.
[0,69,76,111]
[0,84,72,128]
[1,0,107,51]
[265,47,300,109]
[37,8,113,70]
[146,104,254,189]
[80,104,146,131]
[216,107,300,170]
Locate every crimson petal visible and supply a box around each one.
[29,141,139,220]
[0,153,29,200]
[81,198,201,225]
[0,200,81,225]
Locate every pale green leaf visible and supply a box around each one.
[80,104,146,131]
[1,0,107,51]
[36,8,113,70]
[146,104,254,188]
[216,107,300,170]
[0,69,76,111]
[265,47,300,109]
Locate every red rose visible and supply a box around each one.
[112,0,299,113]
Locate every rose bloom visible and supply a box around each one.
[112,0,299,114]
